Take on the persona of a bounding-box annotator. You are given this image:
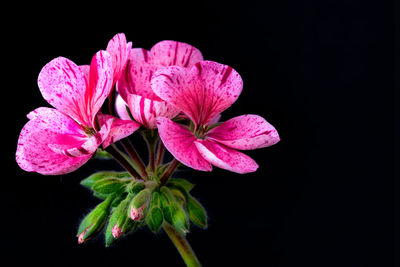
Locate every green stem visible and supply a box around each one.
[120,138,148,179]
[155,140,165,166]
[159,159,180,184]
[163,223,201,267]
[105,145,142,180]
[148,142,156,173]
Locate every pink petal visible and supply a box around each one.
[194,140,259,174]
[156,117,211,171]
[151,61,243,127]
[37,57,87,124]
[97,113,140,148]
[127,94,180,129]
[79,65,90,79]
[106,33,132,84]
[117,49,160,102]
[85,50,114,127]
[207,115,280,150]
[150,40,203,68]
[208,113,222,125]
[16,108,91,175]
[26,107,86,136]
[49,118,112,157]
[115,94,132,120]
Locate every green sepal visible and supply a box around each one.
[166,181,190,205]
[190,121,195,132]
[160,186,189,234]
[93,192,108,200]
[94,149,112,159]
[80,171,131,189]
[146,206,163,233]
[159,186,174,224]
[186,195,207,229]
[146,191,163,233]
[166,178,194,192]
[170,202,190,235]
[111,192,128,208]
[160,186,175,202]
[121,216,139,234]
[92,178,130,194]
[131,188,152,210]
[169,188,186,205]
[126,180,145,195]
[77,194,115,242]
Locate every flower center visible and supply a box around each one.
[194,125,208,139]
[81,125,97,137]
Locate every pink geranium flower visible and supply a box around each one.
[16,51,139,175]
[116,40,203,128]
[151,61,280,174]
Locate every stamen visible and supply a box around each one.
[81,125,97,136]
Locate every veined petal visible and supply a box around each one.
[150,40,203,68]
[156,117,211,171]
[97,113,140,148]
[26,107,86,136]
[106,33,132,84]
[117,49,159,102]
[151,61,242,127]
[208,113,222,125]
[37,57,87,124]
[85,50,114,127]
[49,118,113,157]
[194,140,259,174]
[79,65,90,79]
[115,94,132,120]
[16,108,91,175]
[207,115,280,150]
[127,94,180,129]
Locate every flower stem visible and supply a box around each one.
[148,143,156,173]
[163,223,201,267]
[159,159,180,184]
[142,130,158,173]
[105,145,142,180]
[155,140,165,166]
[119,138,148,179]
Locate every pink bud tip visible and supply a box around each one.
[112,224,124,239]
[78,228,89,244]
[130,205,145,221]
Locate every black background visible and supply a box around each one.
[3,1,396,266]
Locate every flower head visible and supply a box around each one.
[151,61,280,174]
[16,51,139,175]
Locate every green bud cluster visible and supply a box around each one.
[78,171,208,246]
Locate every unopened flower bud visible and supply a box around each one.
[77,194,114,244]
[105,194,134,246]
[129,188,151,221]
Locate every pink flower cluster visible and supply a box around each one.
[16,33,279,175]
